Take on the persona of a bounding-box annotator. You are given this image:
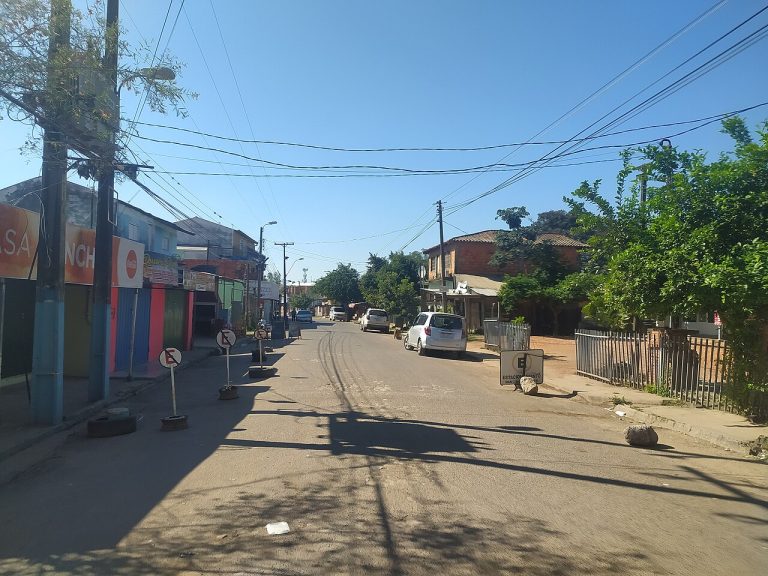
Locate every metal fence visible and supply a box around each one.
[574,329,768,416]
[483,320,531,351]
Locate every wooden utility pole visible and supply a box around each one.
[275,242,294,337]
[437,200,447,311]
[88,0,118,401]
[31,0,72,425]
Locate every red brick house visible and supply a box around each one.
[422,230,586,332]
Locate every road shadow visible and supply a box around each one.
[534,390,578,399]
[327,412,477,456]
[2,395,764,575]
[0,466,659,576]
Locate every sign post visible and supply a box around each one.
[255,327,268,369]
[500,349,544,388]
[216,329,238,400]
[249,327,275,379]
[159,347,187,430]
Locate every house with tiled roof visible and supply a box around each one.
[421,229,587,333]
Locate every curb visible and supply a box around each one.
[618,405,747,454]
[539,380,750,455]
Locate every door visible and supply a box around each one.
[163,289,187,350]
[114,288,151,371]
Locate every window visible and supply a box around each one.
[161,235,169,251]
[128,222,138,241]
[431,314,462,330]
[414,314,427,326]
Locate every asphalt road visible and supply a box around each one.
[0,318,766,575]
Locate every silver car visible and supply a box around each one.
[403,312,467,357]
[360,308,389,333]
[329,306,346,321]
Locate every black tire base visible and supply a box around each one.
[87,415,137,438]
[161,415,189,431]
[219,386,239,400]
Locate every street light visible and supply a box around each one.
[285,257,304,311]
[255,220,277,329]
[286,257,305,279]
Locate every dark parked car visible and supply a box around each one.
[295,310,313,323]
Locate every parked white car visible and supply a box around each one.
[329,306,346,321]
[360,308,389,333]
[403,312,466,357]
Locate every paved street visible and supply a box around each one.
[0,319,766,575]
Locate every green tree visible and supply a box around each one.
[497,274,540,314]
[529,209,579,236]
[570,118,768,413]
[290,291,315,310]
[493,204,587,334]
[315,263,362,305]
[359,251,423,320]
[0,0,192,152]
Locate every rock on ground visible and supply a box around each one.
[624,424,659,447]
[520,376,538,395]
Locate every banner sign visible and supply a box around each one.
[184,270,216,292]
[0,202,144,287]
[258,281,279,300]
[144,252,178,285]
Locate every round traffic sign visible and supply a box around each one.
[216,329,237,349]
[159,347,182,368]
[255,328,268,340]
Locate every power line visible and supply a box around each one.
[435,0,731,207]
[444,11,768,216]
[123,101,768,181]
[129,104,761,153]
[207,0,283,228]
[149,156,636,178]
[181,5,263,224]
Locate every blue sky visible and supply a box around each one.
[2,0,767,282]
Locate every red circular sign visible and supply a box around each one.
[125,249,138,279]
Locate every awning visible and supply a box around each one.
[454,274,503,297]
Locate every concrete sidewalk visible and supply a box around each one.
[0,337,264,477]
[466,336,767,456]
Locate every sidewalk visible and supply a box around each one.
[0,337,256,472]
[467,336,767,456]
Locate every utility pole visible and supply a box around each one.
[275,242,293,337]
[88,0,118,401]
[31,0,72,425]
[437,200,447,312]
[255,221,277,329]
[243,262,249,329]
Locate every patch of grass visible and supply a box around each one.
[661,398,687,407]
[644,383,674,397]
[611,396,632,406]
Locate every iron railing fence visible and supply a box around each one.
[575,329,767,418]
[483,320,531,351]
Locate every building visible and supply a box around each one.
[0,177,193,386]
[422,230,586,333]
[175,217,272,334]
